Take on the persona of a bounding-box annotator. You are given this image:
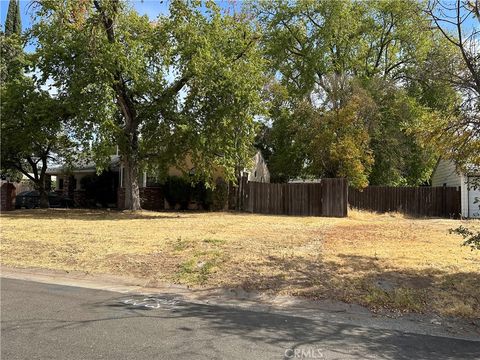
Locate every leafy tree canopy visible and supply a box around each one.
[253,0,457,186]
[0,25,75,207]
[32,0,266,209]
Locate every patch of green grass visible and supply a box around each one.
[176,250,224,285]
[173,237,190,251]
[203,238,226,245]
[362,286,427,313]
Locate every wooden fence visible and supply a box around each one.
[348,186,461,218]
[240,178,348,217]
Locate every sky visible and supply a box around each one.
[0,0,169,28]
[0,0,477,53]
[0,0,243,53]
[1,0,477,34]
[0,0,242,30]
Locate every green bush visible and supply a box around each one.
[162,176,227,211]
[450,226,480,251]
[164,176,192,210]
[212,178,228,211]
[192,182,213,211]
[80,171,117,207]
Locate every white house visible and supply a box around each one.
[431,159,480,218]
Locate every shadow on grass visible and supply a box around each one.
[218,254,480,318]
[0,209,198,221]
[2,208,351,221]
[100,250,480,319]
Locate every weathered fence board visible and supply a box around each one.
[242,178,347,217]
[348,186,461,218]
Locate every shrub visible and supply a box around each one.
[80,171,117,207]
[192,182,213,210]
[163,176,192,210]
[450,226,480,251]
[162,176,227,211]
[212,178,228,211]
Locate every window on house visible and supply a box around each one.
[59,178,64,190]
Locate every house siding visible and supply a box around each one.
[431,159,462,188]
[247,151,270,183]
[466,176,480,218]
[431,159,480,218]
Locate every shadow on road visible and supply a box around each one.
[5,291,478,360]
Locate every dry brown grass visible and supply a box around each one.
[1,208,479,318]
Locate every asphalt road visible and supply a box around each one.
[1,278,479,360]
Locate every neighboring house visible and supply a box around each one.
[431,159,480,218]
[47,151,269,209]
[246,151,270,183]
[46,155,120,208]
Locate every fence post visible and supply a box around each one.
[442,184,447,217]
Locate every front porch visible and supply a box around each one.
[53,170,119,208]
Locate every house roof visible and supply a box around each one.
[46,150,271,177]
[46,155,120,175]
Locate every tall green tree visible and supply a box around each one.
[256,80,375,187]
[254,82,310,182]
[254,0,446,186]
[305,84,375,188]
[425,0,480,169]
[1,7,74,208]
[4,0,21,36]
[1,0,23,84]
[425,0,479,250]
[33,0,266,210]
[1,78,74,208]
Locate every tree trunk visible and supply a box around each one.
[92,0,141,211]
[37,184,49,209]
[122,126,141,210]
[234,165,243,211]
[123,154,141,210]
[38,156,49,208]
